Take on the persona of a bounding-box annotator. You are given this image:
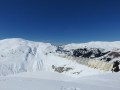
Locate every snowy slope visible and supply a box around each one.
[0,38,103,77]
[0,38,56,75]
[0,71,120,90]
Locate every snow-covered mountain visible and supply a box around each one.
[1,38,120,90]
[0,38,55,75]
[0,38,120,77]
[0,38,102,77]
[57,41,120,62]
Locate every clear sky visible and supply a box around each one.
[0,0,120,44]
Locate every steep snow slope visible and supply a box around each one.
[0,38,56,75]
[0,71,120,90]
[0,38,102,77]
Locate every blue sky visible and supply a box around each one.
[0,0,120,44]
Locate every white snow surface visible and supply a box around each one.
[0,71,120,90]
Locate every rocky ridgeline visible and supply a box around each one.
[56,46,120,62]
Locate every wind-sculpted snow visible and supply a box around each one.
[0,38,56,75]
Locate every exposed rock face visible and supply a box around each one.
[56,46,72,56]
[112,61,120,72]
[72,48,109,58]
[108,52,120,58]
[52,65,73,73]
